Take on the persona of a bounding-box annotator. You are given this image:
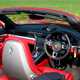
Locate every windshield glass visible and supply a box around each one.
[6,12,70,26]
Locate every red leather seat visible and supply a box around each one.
[2,35,73,80]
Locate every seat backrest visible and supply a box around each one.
[2,35,41,80]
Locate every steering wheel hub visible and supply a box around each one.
[52,41,62,51]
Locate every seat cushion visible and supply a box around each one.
[32,72,65,80]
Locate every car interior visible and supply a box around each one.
[0,9,80,80]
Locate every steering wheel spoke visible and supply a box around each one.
[45,39,53,46]
[52,51,58,58]
[61,44,68,50]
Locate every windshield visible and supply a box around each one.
[6,12,70,26]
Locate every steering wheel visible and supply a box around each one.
[44,32,71,60]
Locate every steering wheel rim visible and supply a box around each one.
[44,32,71,60]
